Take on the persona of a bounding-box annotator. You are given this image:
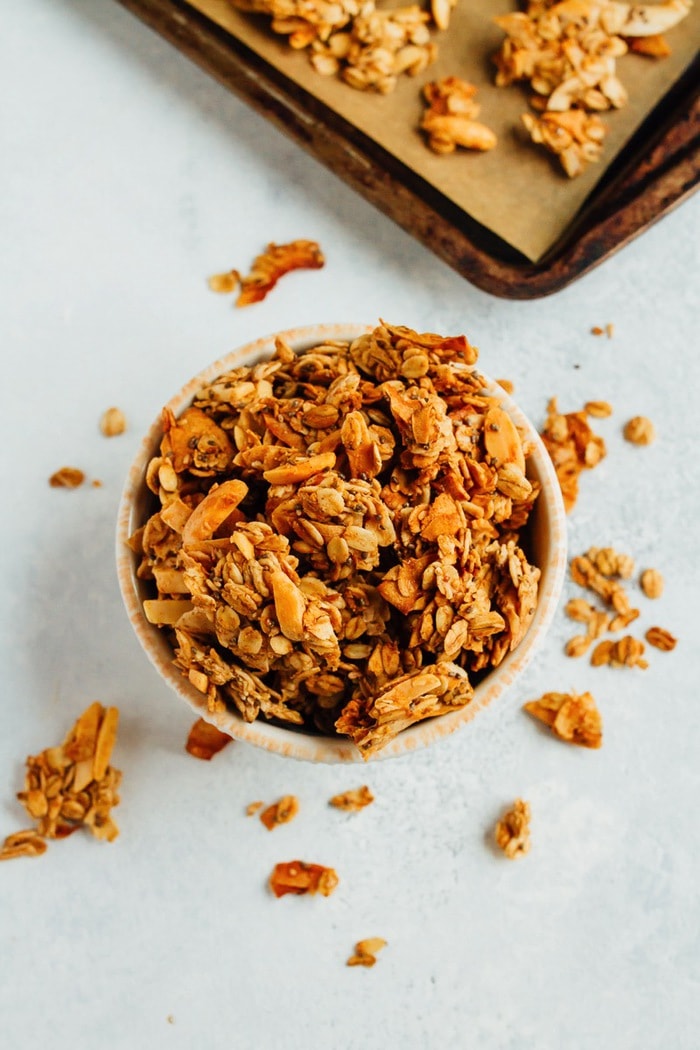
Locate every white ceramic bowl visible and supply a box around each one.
[117,323,567,762]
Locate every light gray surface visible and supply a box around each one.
[1,3,699,1048]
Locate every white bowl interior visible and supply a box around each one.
[117,323,567,763]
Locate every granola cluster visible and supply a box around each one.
[420,77,497,155]
[493,0,691,176]
[540,397,606,511]
[1,703,121,861]
[131,323,542,758]
[230,0,453,94]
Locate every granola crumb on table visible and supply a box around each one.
[100,406,127,437]
[185,717,233,760]
[260,795,300,829]
[495,798,531,859]
[524,690,602,748]
[133,322,542,758]
[269,860,339,897]
[1,702,122,861]
[49,466,86,489]
[209,240,325,307]
[347,937,387,967]
[623,415,656,445]
[329,785,375,811]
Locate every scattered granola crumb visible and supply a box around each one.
[524,691,602,748]
[166,1015,175,1025]
[494,799,531,859]
[0,828,49,862]
[209,240,325,307]
[260,796,300,830]
[420,76,497,154]
[591,635,647,668]
[584,401,613,418]
[100,406,127,437]
[645,626,677,652]
[269,860,339,898]
[7,703,122,857]
[541,397,606,511]
[246,801,265,817]
[185,717,232,760]
[623,416,656,445]
[605,323,615,339]
[347,937,387,967]
[49,466,85,489]
[591,326,605,336]
[640,568,664,599]
[91,479,103,488]
[564,635,590,658]
[329,786,375,811]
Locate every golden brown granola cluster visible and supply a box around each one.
[230,0,452,94]
[420,76,497,154]
[1,703,121,862]
[131,323,542,758]
[493,0,691,176]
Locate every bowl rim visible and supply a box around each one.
[116,322,567,763]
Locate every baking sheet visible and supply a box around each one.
[185,0,699,262]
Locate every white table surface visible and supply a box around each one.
[2,3,699,1048]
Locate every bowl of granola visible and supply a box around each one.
[117,322,566,762]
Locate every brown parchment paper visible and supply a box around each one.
[185,0,699,261]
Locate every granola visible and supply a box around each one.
[623,415,656,445]
[100,407,127,437]
[269,860,339,897]
[347,937,387,966]
[494,798,531,858]
[420,77,497,154]
[232,0,441,93]
[4,703,122,859]
[645,626,677,651]
[639,568,664,599]
[132,322,542,758]
[209,240,325,306]
[524,690,602,747]
[185,717,233,760]
[540,397,606,511]
[329,785,375,810]
[260,795,300,829]
[49,466,86,489]
[0,829,48,862]
[493,0,691,176]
